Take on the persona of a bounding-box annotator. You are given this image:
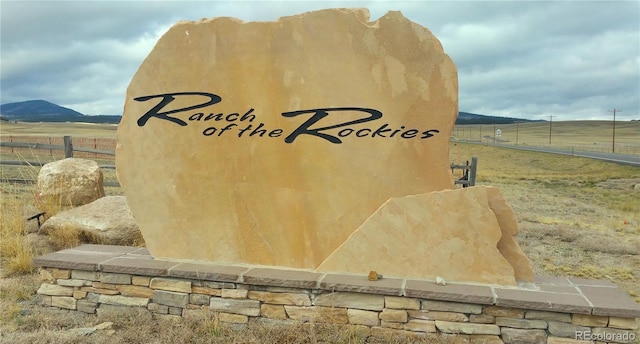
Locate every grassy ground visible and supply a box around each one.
[1,121,118,138]
[451,142,640,301]
[452,120,640,154]
[1,122,639,342]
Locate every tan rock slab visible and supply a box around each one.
[347,309,379,326]
[284,306,348,324]
[131,276,151,286]
[73,290,87,299]
[209,297,260,316]
[501,328,546,344]
[408,310,469,322]
[313,292,384,311]
[486,187,535,283]
[435,320,501,335]
[404,319,437,333]
[57,279,89,287]
[421,300,482,314]
[116,285,154,299]
[318,186,533,285]
[571,313,609,327]
[50,268,71,279]
[242,268,320,289]
[525,310,571,323]
[495,317,547,329]
[379,309,408,323]
[385,296,420,310]
[260,304,287,320]
[92,282,117,290]
[221,288,248,299]
[548,321,590,338]
[191,286,222,297]
[98,294,149,307]
[189,293,210,306]
[469,314,495,324]
[39,269,55,283]
[247,291,311,306]
[99,272,131,284]
[51,296,76,310]
[153,290,189,308]
[71,270,99,281]
[117,8,458,270]
[76,300,97,314]
[80,286,119,295]
[484,306,525,318]
[37,283,74,296]
[149,277,191,293]
[608,316,638,330]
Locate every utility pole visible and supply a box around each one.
[493,124,496,143]
[548,115,555,145]
[609,109,621,153]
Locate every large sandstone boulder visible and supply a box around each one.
[39,196,142,246]
[117,9,458,268]
[35,158,104,210]
[317,186,534,285]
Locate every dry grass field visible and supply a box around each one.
[1,120,639,343]
[1,121,118,138]
[452,120,640,155]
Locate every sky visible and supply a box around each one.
[1,1,639,121]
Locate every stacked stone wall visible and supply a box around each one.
[37,266,639,344]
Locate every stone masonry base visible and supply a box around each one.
[34,245,640,344]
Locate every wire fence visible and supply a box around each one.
[0,135,116,160]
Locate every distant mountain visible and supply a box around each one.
[0,100,121,124]
[456,112,542,125]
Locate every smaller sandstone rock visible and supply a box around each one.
[317,186,534,285]
[501,328,547,344]
[35,158,105,210]
[39,196,142,246]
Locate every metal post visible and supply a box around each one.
[469,156,478,187]
[63,136,73,158]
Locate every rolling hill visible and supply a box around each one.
[456,112,542,124]
[0,100,121,124]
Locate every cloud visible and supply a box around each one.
[1,1,638,120]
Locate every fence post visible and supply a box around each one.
[469,156,478,187]
[63,136,73,158]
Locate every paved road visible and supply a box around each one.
[453,139,640,167]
